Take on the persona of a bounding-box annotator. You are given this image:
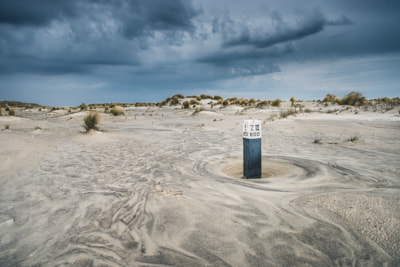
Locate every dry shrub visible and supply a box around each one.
[271,98,281,107]
[182,101,190,109]
[80,103,88,111]
[323,94,339,103]
[340,92,366,106]
[110,106,125,116]
[189,99,200,105]
[170,96,180,106]
[256,100,269,108]
[83,112,100,132]
[348,135,360,142]
[279,108,296,119]
[8,108,15,116]
[313,138,322,144]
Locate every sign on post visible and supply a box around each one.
[243,120,262,178]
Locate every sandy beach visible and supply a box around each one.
[0,102,399,266]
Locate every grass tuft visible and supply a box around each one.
[313,138,322,144]
[271,98,281,107]
[279,108,296,119]
[110,106,125,116]
[348,135,360,142]
[83,112,100,132]
[8,108,15,116]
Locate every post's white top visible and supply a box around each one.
[243,120,262,139]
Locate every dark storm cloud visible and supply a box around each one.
[222,9,352,49]
[118,0,200,39]
[0,0,77,26]
[0,0,200,74]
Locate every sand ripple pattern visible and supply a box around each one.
[0,113,399,266]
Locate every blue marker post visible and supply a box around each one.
[243,120,262,178]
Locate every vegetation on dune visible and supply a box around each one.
[182,101,190,109]
[279,108,297,119]
[4,93,399,115]
[110,106,125,116]
[323,94,339,103]
[340,92,366,106]
[80,103,88,111]
[271,98,281,107]
[348,135,360,142]
[83,112,100,132]
[322,92,367,107]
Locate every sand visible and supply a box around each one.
[0,103,399,266]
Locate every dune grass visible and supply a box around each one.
[83,112,100,132]
[110,106,125,116]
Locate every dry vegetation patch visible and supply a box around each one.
[83,112,100,132]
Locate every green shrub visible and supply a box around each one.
[5,125,10,130]
[83,112,100,132]
[8,108,15,116]
[271,98,281,107]
[110,106,125,116]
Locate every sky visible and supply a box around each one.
[0,0,399,106]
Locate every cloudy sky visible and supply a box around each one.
[1,0,399,106]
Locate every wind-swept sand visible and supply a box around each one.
[0,104,399,266]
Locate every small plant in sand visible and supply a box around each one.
[83,112,100,132]
[0,108,2,116]
[313,138,322,144]
[271,98,281,107]
[110,106,125,116]
[182,101,190,109]
[35,126,42,130]
[323,94,339,103]
[80,103,88,111]
[348,135,360,142]
[192,107,204,115]
[290,96,296,106]
[279,108,296,119]
[170,96,180,106]
[4,125,10,130]
[8,108,15,116]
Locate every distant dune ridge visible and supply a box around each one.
[0,93,399,266]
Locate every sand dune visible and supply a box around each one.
[0,104,399,266]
